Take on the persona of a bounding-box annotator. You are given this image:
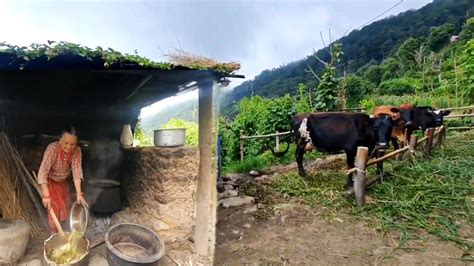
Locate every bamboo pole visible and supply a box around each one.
[241,131,291,139]
[447,126,474,130]
[275,131,280,151]
[424,128,435,155]
[354,147,369,207]
[240,130,244,162]
[442,105,474,111]
[444,114,474,119]
[366,145,410,167]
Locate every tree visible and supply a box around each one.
[427,23,455,52]
[341,75,375,107]
[364,65,384,86]
[313,43,343,111]
[459,17,474,41]
[397,37,426,70]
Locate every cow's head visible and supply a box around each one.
[398,106,415,126]
[371,114,395,150]
[430,109,451,126]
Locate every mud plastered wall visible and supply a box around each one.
[116,146,199,243]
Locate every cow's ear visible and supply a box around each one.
[390,107,399,113]
[443,110,451,116]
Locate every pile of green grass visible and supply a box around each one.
[269,130,473,251]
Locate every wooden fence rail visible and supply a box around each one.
[240,131,291,161]
[347,126,445,205]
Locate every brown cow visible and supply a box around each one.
[373,105,412,149]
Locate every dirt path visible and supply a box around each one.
[215,155,471,265]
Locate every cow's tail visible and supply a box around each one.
[268,130,293,158]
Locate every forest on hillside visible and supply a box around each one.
[220,0,473,116]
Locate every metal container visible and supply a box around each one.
[70,202,89,238]
[43,233,90,266]
[87,179,122,215]
[153,128,186,147]
[105,223,165,266]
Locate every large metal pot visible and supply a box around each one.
[153,128,186,147]
[105,223,165,266]
[0,219,30,264]
[87,179,122,215]
[43,233,90,266]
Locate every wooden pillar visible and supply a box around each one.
[376,149,385,181]
[409,135,418,152]
[275,131,280,151]
[194,80,214,256]
[354,146,369,207]
[436,126,446,146]
[424,128,435,155]
[240,131,244,162]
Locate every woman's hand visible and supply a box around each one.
[42,196,51,209]
[76,193,89,208]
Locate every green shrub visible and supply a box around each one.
[378,78,419,96]
[161,118,198,146]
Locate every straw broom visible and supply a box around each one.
[0,132,48,234]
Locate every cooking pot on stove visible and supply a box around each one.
[87,179,122,215]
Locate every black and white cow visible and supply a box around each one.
[272,112,397,188]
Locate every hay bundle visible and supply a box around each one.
[0,132,47,234]
[167,49,240,73]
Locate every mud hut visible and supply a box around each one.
[0,41,242,263]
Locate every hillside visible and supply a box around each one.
[220,0,473,115]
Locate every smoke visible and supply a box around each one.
[83,139,123,207]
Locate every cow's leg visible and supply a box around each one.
[345,149,356,188]
[296,141,306,177]
[391,137,399,150]
[405,128,413,145]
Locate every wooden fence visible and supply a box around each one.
[346,126,446,206]
[238,110,473,162]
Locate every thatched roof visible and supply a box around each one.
[0,41,240,74]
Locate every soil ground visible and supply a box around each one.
[215,154,473,265]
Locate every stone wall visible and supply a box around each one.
[114,146,199,244]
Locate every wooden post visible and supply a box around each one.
[424,128,435,155]
[275,131,280,151]
[240,130,244,162]
[376,149,385,181]
[409,135,418,152]
[194,80,214,256]
[436,126,446,147]
[354,147,369,207]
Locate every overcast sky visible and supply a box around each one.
[0,0,433,116]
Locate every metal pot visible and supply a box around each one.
[105,223,165,266]
[43,233,90,266]
[87,179,122,215]
[153,128,186,147]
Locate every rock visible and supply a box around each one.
[18,259,43,266]
[243,205,258,213]
[243,223,252,229]
[224,184,235,191]
[249,170,260,176]
[220,189,239,199]
[232,230,240,235]
[218,196,255,208]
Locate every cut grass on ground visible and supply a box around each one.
[253,130,473,252]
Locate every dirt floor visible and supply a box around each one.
[215,155,473,265]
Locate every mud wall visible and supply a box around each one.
[115,146,199,243]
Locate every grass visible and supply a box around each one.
[250,130,474,252]
[222,143,321,175]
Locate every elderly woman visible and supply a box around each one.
[37,126,88,233]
